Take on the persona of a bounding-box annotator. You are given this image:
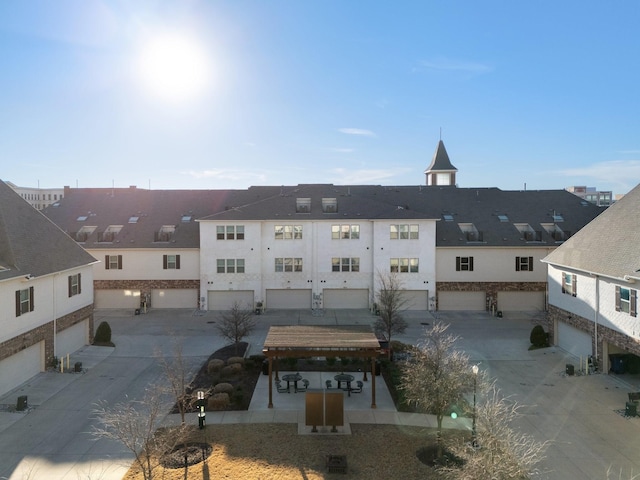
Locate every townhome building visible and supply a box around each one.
[0,180,97,397]
[542,183,640,374]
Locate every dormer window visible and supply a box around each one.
[541,223,569,242]
[322,198,337,213]
[98,225,122,243]
[75,226,96,242]
[515,223,542,242]
[296,198,311,213]
[458,223,483,242]
[155,225,176,242]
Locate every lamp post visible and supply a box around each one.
[197,390,206,430]
[471,364,479,448]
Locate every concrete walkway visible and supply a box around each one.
[0,309,639,479]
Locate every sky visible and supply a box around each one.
[1,1,639,196]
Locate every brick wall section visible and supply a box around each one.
[94,279,200,299]
[546,304,640,369]
[0,304,94,366]
[437,281,547,310]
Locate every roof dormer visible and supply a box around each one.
[425,140,458,186]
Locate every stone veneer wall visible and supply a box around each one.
[437,281,547,311]
[94,279,200,301]
[546,304,640,369]
[0,304,94,367]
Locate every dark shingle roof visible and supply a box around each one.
[0,180,97,280]
[542,183,640,280]
[425,140,457,172]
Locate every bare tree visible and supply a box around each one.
[216,301,257,355]
[91,385,188,480]
[400,321,475,458]
[440,384,549,480]
[374,271,409,359]
[156,335,192,425]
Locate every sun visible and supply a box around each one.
[135,32,211,103]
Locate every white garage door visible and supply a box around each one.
[323,289,369,308]
[557,321,592,357]
[152,289,197,309]
[403,290,429,310]
[497,291,545,312]
[95,289,140,309]
[0,341,43,397]
[438,291,485,311]
[207,290,254,311]
[266,289,312,309]
[57,319,88,357]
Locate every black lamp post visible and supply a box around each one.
[471,364,479,447]
[197,390,206,430]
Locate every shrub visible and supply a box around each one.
[220,364,241,377]
[213,382,234,394]
[207,359,225,375]
[530,325,548,347]
[207,393,230,410]
[340,357,350,366]
[326,357,337,367]
[93,321,112,344]
[227,356,245,366]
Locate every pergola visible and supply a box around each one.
[262,325,382,408]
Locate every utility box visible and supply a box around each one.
[16,395,28,411]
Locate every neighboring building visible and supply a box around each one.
[41,142,603,316]
[542,183,640,374]
[566,185,613,207]
[5,181,65,210]
[0,180,97,397]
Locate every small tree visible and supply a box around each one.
[400,321,475,458]
[440,384,548,480]
[216,301,256,355]
[374,271,409,359]
[156,335,192,425]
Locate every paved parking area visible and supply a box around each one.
[0,308,639,479]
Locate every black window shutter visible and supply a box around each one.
[78,273,81,294]
[615,286,621,312]
[105,255,110,270]
[176,255,181,269]
[163,255,168,269]
[68,275,72,297]
[15,290,21,317]
[456,257,460,271]
[631,290,637,318]
[470,257,474,271]
[515,257,520,271]
[562,274,566,294]
[529,257,533,271]
[29,286,34,311]
[572,275,577,297]
[117,255,123,269]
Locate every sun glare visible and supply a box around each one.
[135,33,211,103]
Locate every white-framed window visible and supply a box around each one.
[456,256,474,271]
[216,225,244,240]
[515,256,534,272]
[275,258,303,272]
[296,198,311,213]
[331,224,360,240]
[68,273,81,297]
[390,258,419,273]
[562,272,577,297]
[275,225,303,240]
[163,254,181,269]
[15,287,34,316]
[616,286,637,317]
[331,257,360,272]
[217,259,245,273]
[390,224,419,240]
[105,255,123,270]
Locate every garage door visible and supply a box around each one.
[438,291,485,311]
[57,319,88,357]
[207,290,254,311]
[266,289,312,309]
[497,291,545,312]
[557,321,592,357]
[0,341,43,397]
[95,289,140,309]
[152,289,198,309]
[403,290,429,310]
[323,289,369,308]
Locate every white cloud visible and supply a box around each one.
[339,128,376,137]
[330,147,355,153]
[414,57,492,75]
[554,159,640,193]
[182,169,267,183]
[328,167,412,184]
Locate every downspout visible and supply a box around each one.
[594,275,599,365]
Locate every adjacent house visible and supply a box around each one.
[0,180,97,397]
[542,183,640,374]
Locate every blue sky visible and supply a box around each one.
[1,1,639,195]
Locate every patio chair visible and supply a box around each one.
[275,380,289,393]
[351,381,363,393]
[297,379,309,392]
[325,379,333,389]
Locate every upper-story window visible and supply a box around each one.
[296,198,311,213]
[332,257,360,272]
[163,254,181,269]
[68,273,81,297]
[217,225,244,240]
[15,287,34,316]
[616,286,637,317]
[217,258,245,273]
[456,256,474,271]
[331,225,360,240]
[390,224,419,240]
[105,255,123,270]
[515,257,534,271]
[390,258,419,273]
[98,225,122,243]
[155,225,176,242]
[275,258,303,272]
[322,198,337,213]
[275,225,303,240]
[562,272,577,297]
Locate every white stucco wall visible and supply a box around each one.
[89,248,200,280]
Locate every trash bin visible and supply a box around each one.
[16,395,28,411]
[375,360,381,376]
[262,359,269,375]
[74,362,82,372]
[626,401,637,417]
[566,364,575,376]
[610,354,625,374]
[134,308,141,316]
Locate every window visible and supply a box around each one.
[98,225,122,242]
[331,257,360,272]
[217,259,245,273]
[322,198,337,213]
[75,225,96,242]
[128,216,139,224]
[105,255,123,270]
[331,224,360,239]
[68,273,81,297]
[390,258,419,273]
[442,214,454,222]
[155,225,176,242]
[390,224,418,240]
[275,258,303,272]
[616,286,637,317]
[163,254,181,269]
[296,198,311,213]
[562,273,577,297]
[216,225,244,240]
[515,257,534,272]
[456,256,474,271]
[275,225,303,240]
[181,215,192,222]
[15,287,34,316]
[497,214,509,222]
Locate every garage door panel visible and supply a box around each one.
[403,290,429,310]
[152,289,197,309]
[0,342,42,397]
[266,289,311,309]
[95,289,140,309]
[557,321,592,357]
[438,291,485,311]
[498,292,545,312]
[323,289,369,309]
[57,320,88,357]
[208,291,254,311]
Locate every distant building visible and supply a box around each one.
[4,181,65,210]
[566,186,613,207]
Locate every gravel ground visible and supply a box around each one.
[123,423,445,479]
